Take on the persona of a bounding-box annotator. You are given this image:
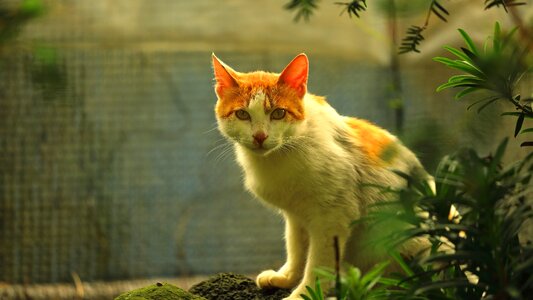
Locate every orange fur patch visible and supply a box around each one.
[345,117,396,164]
[215,71,305,121]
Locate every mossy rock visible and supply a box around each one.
[115,282,206,300]
[189,273,291,300]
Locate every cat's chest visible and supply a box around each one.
[237,148,351,209]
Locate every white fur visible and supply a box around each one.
[217,93,428,299]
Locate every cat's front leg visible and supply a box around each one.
[257,216,307,289]
[285,225,349,300]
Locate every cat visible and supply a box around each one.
[211,53,431,300]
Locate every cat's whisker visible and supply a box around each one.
[206,142,231,157]
[203,124,221,135]
[213,145,234,164]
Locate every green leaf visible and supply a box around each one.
[520,141,533,147]
[20,0,45,17]
[458,28,479,55]
[476,97,500,113]
[448,74,479,82]
[361,261,389,288]
[455,87,479,99]
[378,277,402,286]
[389,251,415,277]
[436,81,483,92]
[304,285,319,300]
[443,45,472,62]
[493,21,501,54]
[314,277,323,299]
[519,128,533,135]
[514,113,525,137]
[433,57,485,78]
[466,96,498,110]
[414,279,472,295]
[431,1,449,23]
[501,112,522,117]
[421,251,487,264]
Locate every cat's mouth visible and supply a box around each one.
[243,143,278,156]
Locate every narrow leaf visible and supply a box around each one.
[476,97,500,113]
[466,96,498,111]
[361,261,389,287]
[305,285,319,300]
[315,277,323,299]
[455,87,479,99]
[515,113,525,137]
[414,279,472,295]
[389,251,415,276]
[444,45,472,62]
[519,128,533,135]
[431,7,448,22]
[493,21,501,54]
[501,112,522,117]
[458,29,479,55]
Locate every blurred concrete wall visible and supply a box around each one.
[1,0,531,284]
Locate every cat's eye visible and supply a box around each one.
[271,108,286,120]
[235,109,251,120]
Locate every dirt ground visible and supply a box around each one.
[115,273,291,300]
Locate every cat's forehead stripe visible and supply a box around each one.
[248,90,273,112]
[248,90,265,110]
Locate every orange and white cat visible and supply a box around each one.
[212,53,430,299]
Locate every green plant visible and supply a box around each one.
[283,1,527,54]
[434,22,532,147]
[0,0,45,43]
[301,277,326,300]
[302,262,392,300]
[366,138,533,299]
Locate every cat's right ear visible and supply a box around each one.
[212,53,239,97]
[278,53,309,98]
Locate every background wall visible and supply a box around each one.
[0,0,531,285]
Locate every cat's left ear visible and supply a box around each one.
[278,53,309,98]
[212,53,239,97]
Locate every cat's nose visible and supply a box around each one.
[253,131,268,146]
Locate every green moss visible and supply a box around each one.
[116,273,290,300]
[189,273,290,300]
[115,282,206,300]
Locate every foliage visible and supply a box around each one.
[485,0,527,12]
[399,25,425,54]
[282,0,529,54]
[369,138,533,299]
[335,1,367,18]
[301,277,326,300]
[434,22,532,147]
[309,262,400,300]
[0,0,45,43]
[284,0,320,22]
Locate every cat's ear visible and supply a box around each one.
[278,53,309,98]
[212,53,239,96]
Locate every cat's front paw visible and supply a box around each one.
[256,269,299,289]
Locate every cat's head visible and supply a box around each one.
[212,53,309,156]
